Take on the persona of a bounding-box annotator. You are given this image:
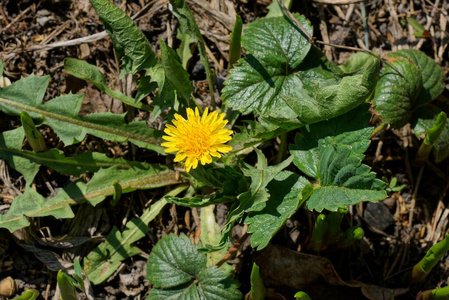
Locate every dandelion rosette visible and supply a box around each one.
[162,107,233,172]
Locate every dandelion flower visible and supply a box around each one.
[162,107,233,172]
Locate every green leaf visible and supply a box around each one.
[142,39,193,115]
[228,15,242,70]
[84,186,186,285]
[290,105,386,212]
[266,0,293,18]
[222,14,312,118]
[306,139,387,212]
[0,165,182,232]
[57,270,78,300]
[11,289,40,300]
[290,104,373,178]
[245,172,313,249]
[90,0,157,73]
[0,128,40,185]
[413,105,449,162]
[250,263,266,300]
[146,234,241,300]
[0,75,164,153]
[373,57,423,128]
[0,129,154,178]
[170,0,215,105]
[387,49,445,104]
[282,54,380,124]
[407,17,426,34]
[0,59,3,77]
[63,58,150,110]
[20,111,47,152]
[412,234,449,283]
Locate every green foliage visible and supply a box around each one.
[374,49,445,128]
[245,172,313,249]
[170,0,215,104]
[412,234,449,283]
[228,15,242,70]
[295,291,312,300]
[291,105,387,212]
[250,263,265,300]
[146,234,242,299]
[57,270,78,300]
[11,290,39,300]
[64,58,150,110]
[414,106,449,162]
[0,75,164,153]
[0,165,180,232]
[20,111,46,152]
[89,0,157,73]
[310,214,328,252]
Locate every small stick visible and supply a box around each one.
[216,229,249,268]
[0,5,32,34]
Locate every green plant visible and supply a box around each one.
[0,0,447,298]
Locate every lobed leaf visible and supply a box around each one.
[90,0,158,73]
[0,75,164,153]
[245,172,313,249]
[0,165,182,232]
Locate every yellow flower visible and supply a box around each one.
[162,107,233,172]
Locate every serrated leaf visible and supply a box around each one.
[64,58,149,110]
[146,234,241,300]
[413,105,449,162]
[373,57,423,128]
[222,14,312,119]
[290,105,386,212]
[0,75,164,153]
[0,128,40,185]
[387,49,445,104]
[83,186,187,285]
[245,172,313,249]
[0,129,156,178]
[290,104,373,178]
[90,0,158,73]
[0,165,182,232]
[307,139,386,212]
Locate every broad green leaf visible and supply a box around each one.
[0,188,74,232]
[282,55,380,124]
[0,165,182,232]
[373,57,423,128]
[339,52,379,74]
[413,105,449,162]
[63,58,150,110]
[170,0,215,104]
[387,49,445,104]
[84,186,187,285]
[90,0,158,73]
[245,172,313,249]
[222,14,312,118]
[290,105,373,178]
[290,105,386,212]
[0,128,40,185]
[0,75,164,153]
[306,138,386,212]
[146,234,241,300]
[219,150,293,247]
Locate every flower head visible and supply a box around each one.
[162,107,233,172]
